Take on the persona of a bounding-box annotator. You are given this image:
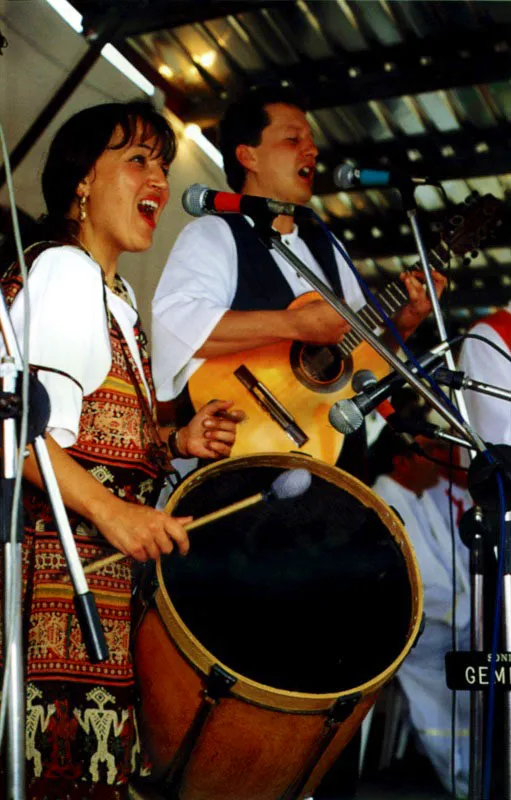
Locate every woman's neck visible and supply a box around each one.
[75,230,118,287]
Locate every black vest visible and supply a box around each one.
[220,215,343,311]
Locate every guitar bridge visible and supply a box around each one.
[234,365,309,448]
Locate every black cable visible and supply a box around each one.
[450,332,511,366]
[414,447,469,472]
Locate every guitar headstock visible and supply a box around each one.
[436,191,503,266]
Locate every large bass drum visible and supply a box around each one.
[133,453,422,800]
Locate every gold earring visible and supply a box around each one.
[79,195,87,222]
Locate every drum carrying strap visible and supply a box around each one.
[279,693,361,800]
[158,664,237,796]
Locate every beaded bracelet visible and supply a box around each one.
[167,428,183,459]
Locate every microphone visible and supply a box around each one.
[434,367,511,402]
[328,346,447,435]
[333,164,430,190]
[390,415,474,450]
[343,369,417,447]
[182,183,312,220]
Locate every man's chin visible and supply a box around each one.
[296,186,314,206]
[283,190,313,207]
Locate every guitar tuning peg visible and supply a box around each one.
[462,256,472,267]
[471,250,479,259]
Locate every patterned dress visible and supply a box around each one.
[1,244,165,799]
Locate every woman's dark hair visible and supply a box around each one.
[219,86,306,192]
[39,100,177,242]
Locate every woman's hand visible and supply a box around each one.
[23,436,192,564]
[94,496,191,562]
[175,399,245,460]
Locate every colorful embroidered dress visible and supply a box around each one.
[1,244,163,799]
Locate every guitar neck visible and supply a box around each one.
[338,247,444,356]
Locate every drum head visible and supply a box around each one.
[160,461,412,695]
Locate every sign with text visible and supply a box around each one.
[445,652,511,690]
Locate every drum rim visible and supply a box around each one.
[157,452,424,713]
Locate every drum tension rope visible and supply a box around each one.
[159,664,237,795]
[279,693,362,800]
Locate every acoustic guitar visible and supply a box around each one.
[188,194,503,463]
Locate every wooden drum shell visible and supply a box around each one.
[133,453,423,800]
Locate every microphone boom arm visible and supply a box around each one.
[434,367,511,403]
[267,232,486,453]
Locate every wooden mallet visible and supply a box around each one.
[81,468,312,576]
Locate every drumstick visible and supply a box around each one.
[81,468,312,576]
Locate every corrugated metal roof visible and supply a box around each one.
[73,0,511,326]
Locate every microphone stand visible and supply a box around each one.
[0,285,108,800]
[1,353,25,800]
[459,506,487,799]
[400,185,473,430]
[434,367,511,403]
[400,182,495,798]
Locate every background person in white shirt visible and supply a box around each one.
[370,423,470,799]
[457,303,511,446]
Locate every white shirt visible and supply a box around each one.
[457,301,511,445]
[152,215,366,400]
[372,474,470,797]
[372,475,470,629]
[7,245,150,448]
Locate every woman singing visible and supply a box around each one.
[1,100,242,799]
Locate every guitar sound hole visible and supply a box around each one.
[290,343,353,394]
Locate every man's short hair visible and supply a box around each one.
[219,86,306,192]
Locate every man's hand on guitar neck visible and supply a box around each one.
[393,269,447,341]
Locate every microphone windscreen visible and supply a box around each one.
[270,469,311,501]
[182,183,208,217]
[328,399,363,434]
[333,163,355,190]
[351,369,376,394]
